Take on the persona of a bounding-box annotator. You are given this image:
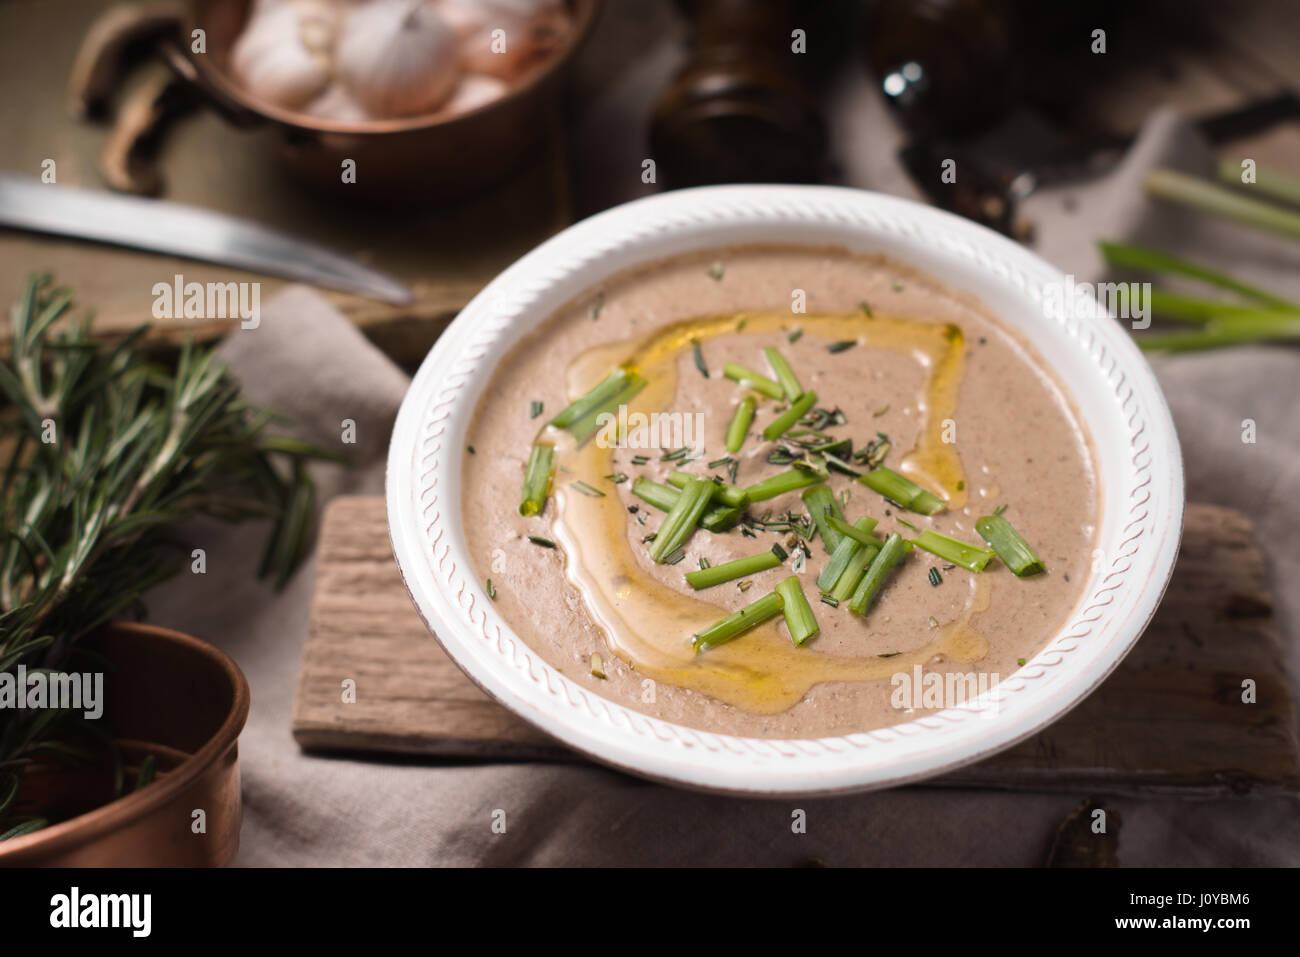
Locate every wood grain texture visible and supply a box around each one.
[293,497,1300,795]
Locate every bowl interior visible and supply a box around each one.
[387,185,1184,795]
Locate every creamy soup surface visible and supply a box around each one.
[462,246,1099,738]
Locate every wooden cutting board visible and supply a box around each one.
[292,497,1300,795]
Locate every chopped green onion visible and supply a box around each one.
[762,346,803,400]
[1144,168,1300,245]
[722,362,784,399]
[912,529,996,572]
[976,514,1045,576]
[744,467,827,503]
[762,390,818,442]
[802,485,845,552]
[518,444,554,516]
[847,532,906,615]
[666,470,748,508]
[693,590,784,653]
[1099,240,1297,309]
[825,512,878,546]
[776,576,819,646]
[631,478,741,532]
[816,517,879,593]
[569,373,648,443]
[485,578,497,599]
[858,467,946,514]
[829,536,882,602]
[685,549,782,589]
[648,477,714,563]
[726,396,755,453]
[549,369,629,429]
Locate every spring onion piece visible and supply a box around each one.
[847,532,906,615]
[1136,316,1300,352]
[976,513,1045,576]
[802,485,845,552]
[1217,157,1300,209]
[1098,240,1298,309]
[692,590,784,653]
[648,477,714,563]
[762,389,818,441]
[762,346,803,400]
[666,470,747,508]
[825,513,878,546]
[775,576,819,646]
[1144,168,1300,244]
[726,396,756,453]
[722,362,784,399]
[569,373,648,443]
[631,478,742,532]
[518,443,554,516]
[829,537,882,602]
[744,467,827,503]
[816,517,879,592]
[685,548,782,589]
[912,529,996,572]
[858,467,946,514]
[549,368,630,429]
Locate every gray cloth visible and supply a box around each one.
[144,108,1300,866]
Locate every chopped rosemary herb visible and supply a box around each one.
[570,480,606,498]
[529,400,543,419]
[928,567,942,587]
[820,595,840,607]
[691,337,710,378]
[605,472,629,484]
[661,446,692,462]
[590,293,604,320]
[527,535,556,548]
[858,300,873,317]
[827,339,857,354]
[788,328,804,344]
[486,578,497,599]
[873,405,890,417]
[631,455,650,466]
[707,261,725,280]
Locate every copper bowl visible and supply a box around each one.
[158,0,602,201]
[0,623,250,867]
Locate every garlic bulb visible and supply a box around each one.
[449,0,565,81]
[437,73,508,116]
[230,0,339,109]
[335,0,461,117]
[303,82,373,124]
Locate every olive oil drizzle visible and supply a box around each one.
[544,311,988,714]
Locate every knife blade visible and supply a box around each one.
[0,173,412,305]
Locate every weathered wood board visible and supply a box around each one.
[293,497,1300,795]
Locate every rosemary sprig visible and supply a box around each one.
[0,275,341,838]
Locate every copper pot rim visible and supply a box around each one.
[182,0,602,136]
[0,621,250,863]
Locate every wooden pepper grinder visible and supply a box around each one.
[651,0,828,188]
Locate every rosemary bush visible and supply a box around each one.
[0,275,340,839]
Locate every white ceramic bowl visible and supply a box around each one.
[387,185,1184,795]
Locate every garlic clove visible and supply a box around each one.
[437,73,508,117]
[303,82,373,124]
[336,0,462,118]
[456,2,566,82]
[231,1,339,110]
